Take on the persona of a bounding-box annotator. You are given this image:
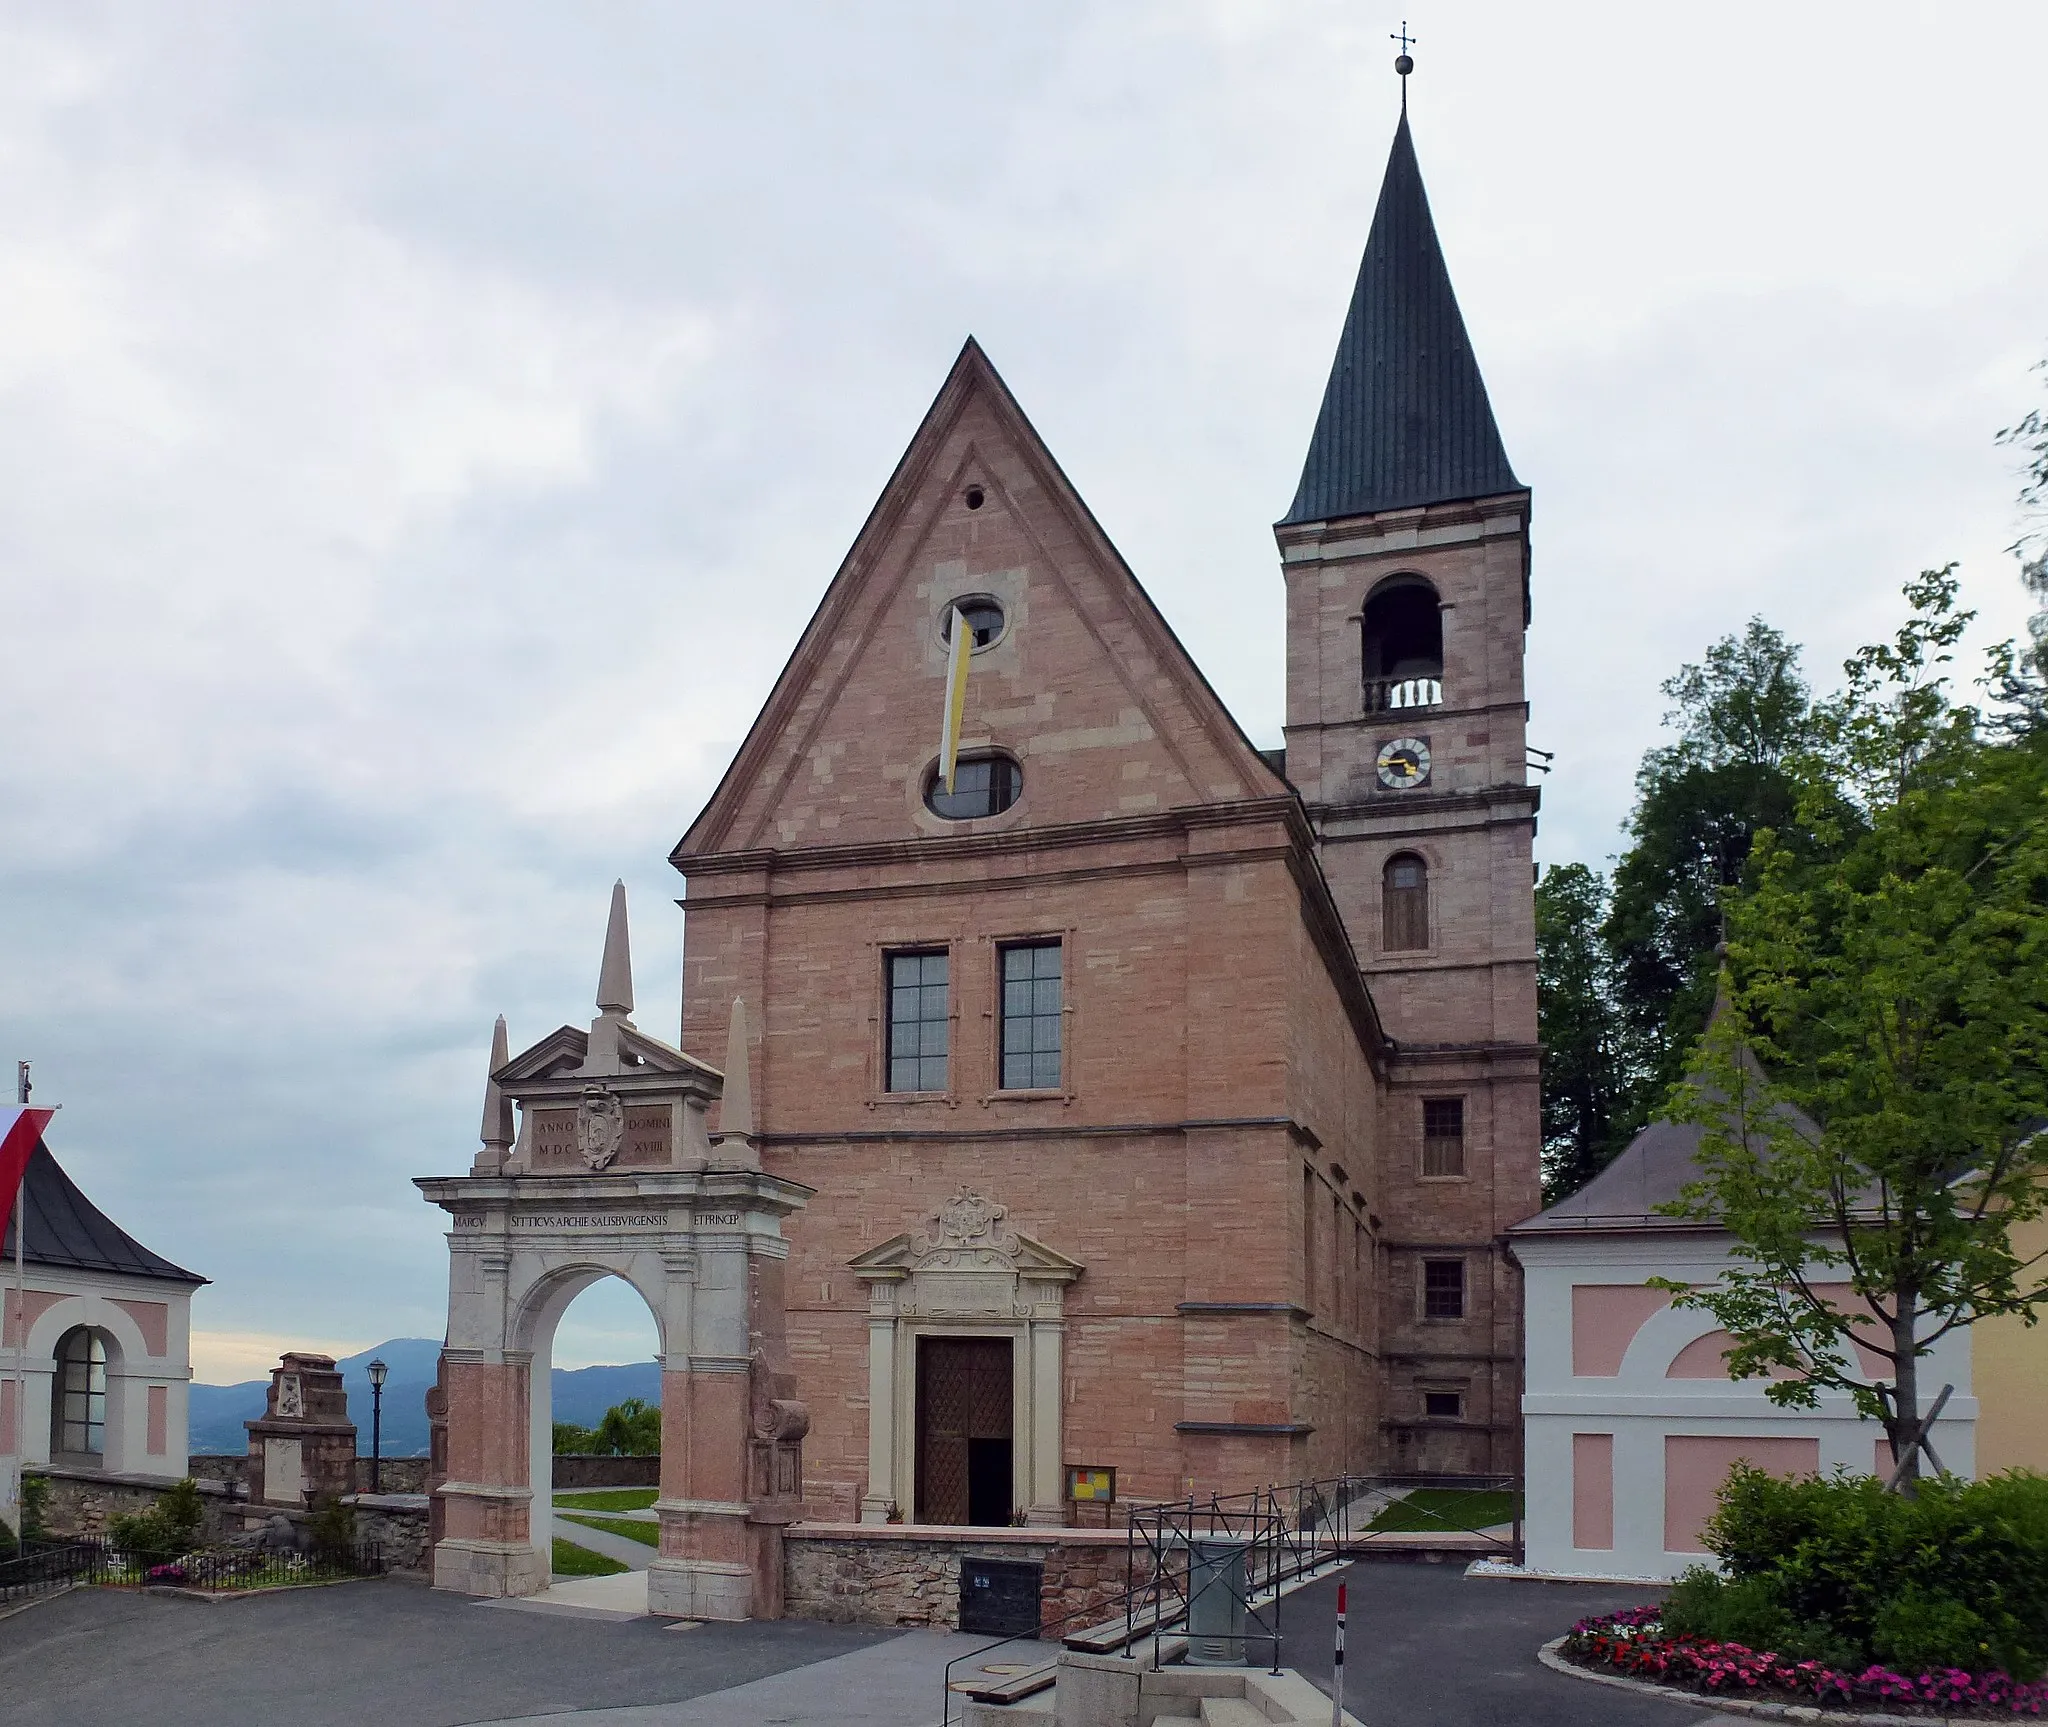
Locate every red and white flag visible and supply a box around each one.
[0,1106,54,1240]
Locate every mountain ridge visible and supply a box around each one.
[186,1338,659,1457]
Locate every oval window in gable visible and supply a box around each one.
[925,753,1022,820]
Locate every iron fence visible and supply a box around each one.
[0,1534,385,1603]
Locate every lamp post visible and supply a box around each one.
[367,1358,387,1493]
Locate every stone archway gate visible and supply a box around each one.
[418,891,810,1620]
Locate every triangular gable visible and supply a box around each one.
[675,338,1283,862]
[848,1230,1083,1281]
[496,1024,717,1084]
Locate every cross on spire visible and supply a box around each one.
[1391,20,1416,108]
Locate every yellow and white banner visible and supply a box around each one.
[939,606,971,791]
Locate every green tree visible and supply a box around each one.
[1991,360,2048,728]
[1605,619,1820,1125]
[1659,572,2048,1486]
[591,1397,661,1456]
[1536,862,1628,1201]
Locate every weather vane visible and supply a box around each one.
[1392,20,1416,107]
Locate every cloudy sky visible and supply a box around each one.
[2,2,2041,1382]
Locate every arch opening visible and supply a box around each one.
[1361,576,1443,712]
[516,1269,664,1568]
[51,1325,115,1463]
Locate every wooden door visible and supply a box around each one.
[916,1336,1013,1526]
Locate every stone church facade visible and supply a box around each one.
[668,111,1538,1525]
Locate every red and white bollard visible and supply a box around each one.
[1331,1579,1346,1726]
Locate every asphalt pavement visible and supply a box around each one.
[1271,1559,1722,1727]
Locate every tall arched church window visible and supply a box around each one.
[1361,575,1443,712]
[1384,853,1429,951]
[53,1327,109,1457]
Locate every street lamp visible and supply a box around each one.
[366,1358,388,1493]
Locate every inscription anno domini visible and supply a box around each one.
[530,1105,673,1170]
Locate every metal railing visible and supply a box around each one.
[0,1534,385,1603]
[1363,675,1443,712]
[936,1473,1521,1721]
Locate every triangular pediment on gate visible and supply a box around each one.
[674,338,1285,862]
[498,1023,715,1084]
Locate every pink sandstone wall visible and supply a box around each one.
[1571,1432,1614,1550]
[1663,1435,1819,1554]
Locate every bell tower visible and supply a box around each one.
[1277,91,1540,1473]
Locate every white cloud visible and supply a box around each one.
[1,0,2042,1369]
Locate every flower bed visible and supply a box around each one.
[1563,1607,2048,1717]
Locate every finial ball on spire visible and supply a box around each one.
[1395,52,1413,76]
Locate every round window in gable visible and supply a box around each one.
[925,752,1022,820]
[941,597,1006,650]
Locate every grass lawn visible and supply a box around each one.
[1367,1488,1521,1534]
[560,1512,660,1548]
[551,1536,627,1578]
[554,1488,658,1513]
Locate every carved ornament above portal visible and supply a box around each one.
[849,1187,1082,1322]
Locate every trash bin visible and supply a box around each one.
[959,1555,1042,1637]
[1186,1535,1251,1664]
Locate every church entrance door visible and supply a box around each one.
[915,1336,1013,1525]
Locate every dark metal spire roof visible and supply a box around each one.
[1281,112,1520,526]
[8,1141,206,1284]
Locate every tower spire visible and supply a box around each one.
[1281,105,1520,527]
[596,879,633,1018]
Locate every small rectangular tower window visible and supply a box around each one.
[1422,1258,1466,1321]
[998,941,1062,1089]
[1423,1390,1463,1421]
[886,949,950,1092]
[1421,1098,1465,1177]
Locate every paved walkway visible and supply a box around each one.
[551,1515,655,1573]
[0,1558,1742,1727]
[472,1629,1010,1726]
[1277,1560,1735,1727]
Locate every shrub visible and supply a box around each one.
[1670,1466,2048,1681]
[0,1514,16,1560]
[109,1478,207,1566]
[307,1496,356,1561]
[19,1473,49,1543]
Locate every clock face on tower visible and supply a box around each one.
[1376,736,1432,790]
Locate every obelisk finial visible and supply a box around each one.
[596,879,633,1018]
[721,997,755,1139]
[473,1014,514,1174]
[712,996,760,1170]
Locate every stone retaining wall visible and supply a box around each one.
[347,1495,433,1573]
[36,1467,240,1542]
[783,1524,1151,1632]
[188,1454,432,1494]
[552,1455,661,1489]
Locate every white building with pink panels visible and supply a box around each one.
[2,1139,205,1527]
[1511,1111,1974,1582]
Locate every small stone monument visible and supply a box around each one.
[245,1353,357,1509]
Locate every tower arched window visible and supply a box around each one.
[1383,853,1429,951]
[53,1326,109,1458]
[1361,575,1442,712]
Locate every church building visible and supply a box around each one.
[663,105,1541,1527]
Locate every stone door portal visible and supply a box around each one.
[916,1336,1013,1526]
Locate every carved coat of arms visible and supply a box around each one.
[576,1083,626,1171]
[912,1186,1020,1267]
